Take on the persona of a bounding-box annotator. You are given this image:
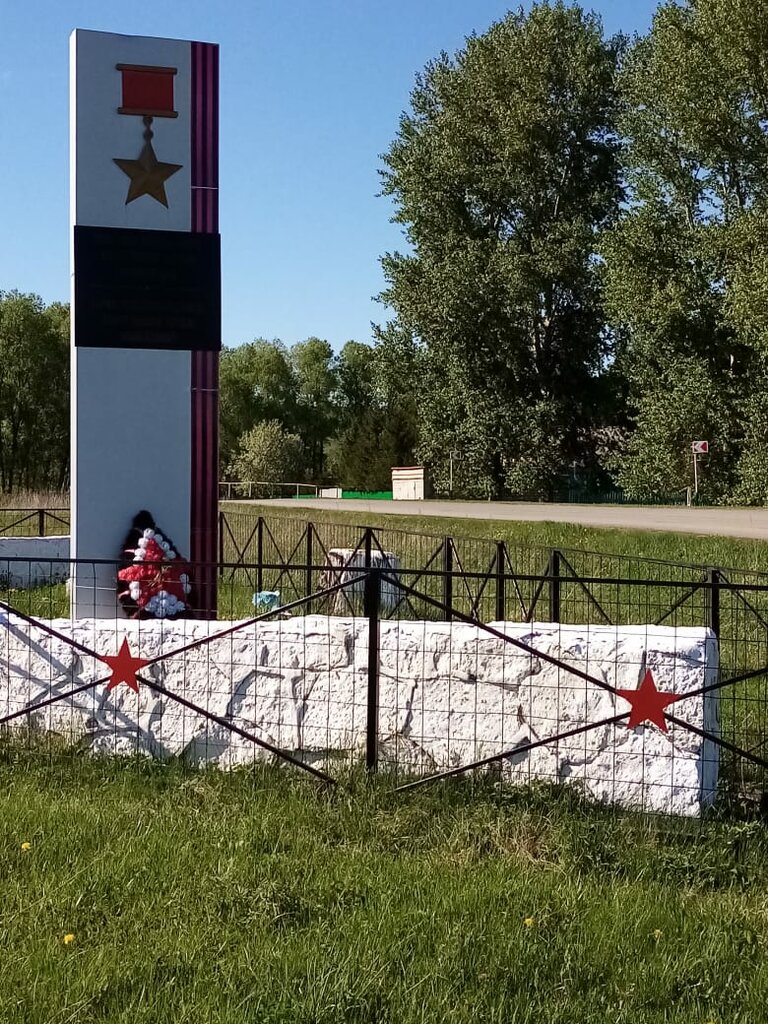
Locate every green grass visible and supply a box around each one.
[3,507,768,1019]
[0,582,69,619]
[1,750,768,1023]
[4,493,768,568]
[224,500,768,572]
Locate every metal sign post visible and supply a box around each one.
[690,441,709,498]
[448,451,461,495]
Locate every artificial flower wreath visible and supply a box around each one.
[117,511,193,619]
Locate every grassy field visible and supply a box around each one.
[1,750,767,1024]
[2,508,768,1020]
[4,489,768,567]
[0,491,68,510]
[224,500,768,572]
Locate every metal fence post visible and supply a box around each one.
[548,548,561,623]
[707,568,721,639]
[217,510,224,578]
[364,568,381,773]
[38,509,46,537]
[305,528,313,598]
[443,536,453,621]
[364,527,373,571]
[495,540,506,621]
[256,517,264,594]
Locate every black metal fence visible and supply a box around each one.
[2,510,768,816]
[215,512,768,805]
[0,508,70,537]
[0,553,759,815]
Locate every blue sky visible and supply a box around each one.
[2,1,657,350]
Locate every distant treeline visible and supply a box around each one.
[0,296,414,495]
[6,1,768,502]
[0,292,69,493]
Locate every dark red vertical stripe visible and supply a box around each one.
[191,41,220,617]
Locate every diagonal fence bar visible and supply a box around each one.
[0,572,369,784]
[139,675,336,785]
[395,713,629,792]
[375,570,768,796]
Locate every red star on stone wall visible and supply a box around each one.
[101,638,150,694]
[617,669,682,733]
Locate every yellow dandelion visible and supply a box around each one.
[524,916,536,928]
[63,933,75,946]
[20,842,31,852]
[653,929,663,941]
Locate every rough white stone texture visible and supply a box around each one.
[0,615,719,815]
[0,537,70,588]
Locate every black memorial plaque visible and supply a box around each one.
[74,225,221,351]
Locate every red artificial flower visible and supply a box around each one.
[118,528,191,614]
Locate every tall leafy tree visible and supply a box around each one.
[334,341,375,426]
[605,0,768,501]
[228,420,304,486]
[379,2,624,497]
[220,336,340,482]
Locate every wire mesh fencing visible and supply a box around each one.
[2,514,768,817]
[216,511,768,812]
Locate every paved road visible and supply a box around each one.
[246,498,768,541]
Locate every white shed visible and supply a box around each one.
[391,466,429,500]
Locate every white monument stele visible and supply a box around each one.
[70,29,220,618]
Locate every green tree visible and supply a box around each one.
[379,2,624,497]
[219,340,297,469]
[290,337,336,479]
[334,341,375,426]
[0,292,69,492]
[327,330,419,491]
[605,0,768,501]
[227,420,304,486]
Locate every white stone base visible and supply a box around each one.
[0,614,719,815]
[0,536,69,588]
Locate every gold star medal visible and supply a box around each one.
[113,65,181,207]
[114,117,182,208]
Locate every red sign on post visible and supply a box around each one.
[691,441,709,454]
